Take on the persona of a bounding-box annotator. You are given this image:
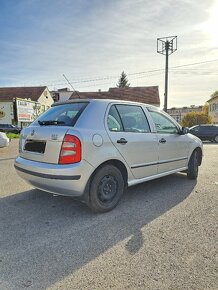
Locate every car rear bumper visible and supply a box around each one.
[14,156,94,196]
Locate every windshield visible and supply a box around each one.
[189,125,198,130]
[32,102,88,126]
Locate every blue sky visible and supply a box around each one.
[0,0,218,107]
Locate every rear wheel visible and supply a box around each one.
[214,135,218,143]
[187,150,199,180]
[88,164,124,213]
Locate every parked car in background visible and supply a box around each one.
[189,124,218,143]
[0,124,21,134]
[15,99,203,212]
[0,132,9,148]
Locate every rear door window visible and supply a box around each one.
[107,104,150,133]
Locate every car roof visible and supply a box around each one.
[51,98,154,108]
[199,124,218,127]
[0,132,7,136]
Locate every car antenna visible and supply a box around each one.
[63,74,81,99]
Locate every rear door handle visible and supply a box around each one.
[117,138,128,144]
[159,138,166,144]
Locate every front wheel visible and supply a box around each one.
[88,164,124,213]
[214,135,218,143]
[187,150,199,180]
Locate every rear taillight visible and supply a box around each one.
[59,134,81,164]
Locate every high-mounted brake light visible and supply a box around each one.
[59,134,81,164]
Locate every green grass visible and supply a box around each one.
[6,133,20,139]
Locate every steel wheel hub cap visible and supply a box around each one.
[98,175,117,202]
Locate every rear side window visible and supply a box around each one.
[33,102,88,126]
[107,104,150,133]
[107,105,123,132]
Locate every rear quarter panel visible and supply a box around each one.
[74,100,135,180]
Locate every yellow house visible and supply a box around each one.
[207,94,218,124]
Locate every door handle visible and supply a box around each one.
[117,138,128,144]
[159,138,166,144]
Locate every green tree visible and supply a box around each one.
[117,71,130,87]
[181,111,212,127]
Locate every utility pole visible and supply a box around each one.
[157,36,177,112]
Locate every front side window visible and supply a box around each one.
[199,126,208,132]
[107,104,150,133]
[149,111,179,134]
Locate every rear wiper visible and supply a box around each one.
[38,120,64,126]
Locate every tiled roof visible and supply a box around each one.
[0,86,47,102]
[69,86,160,105]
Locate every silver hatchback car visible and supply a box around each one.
[15,99,203,212]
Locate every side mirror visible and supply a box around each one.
[181,127,189,135]
[178,127,189,135]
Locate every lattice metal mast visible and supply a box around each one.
[157,36,177,112]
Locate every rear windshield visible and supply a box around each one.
[32,102,88,127]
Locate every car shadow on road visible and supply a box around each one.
[0,157,16,162]
[0,173,196,289]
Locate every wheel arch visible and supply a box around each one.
[81,159,128,204]
[191,147,202,166]
[214,134,218,143]
[91,159,128,186]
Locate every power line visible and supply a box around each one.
[63,74,81,98]
[29,58,218,88]
[75,72,165,90]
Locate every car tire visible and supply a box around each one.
[187,150,199,180]
[88,164,124,213]
[214,135,218,143]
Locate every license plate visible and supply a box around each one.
[24,140,46,154]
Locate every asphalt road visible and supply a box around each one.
[0,140,217,290]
